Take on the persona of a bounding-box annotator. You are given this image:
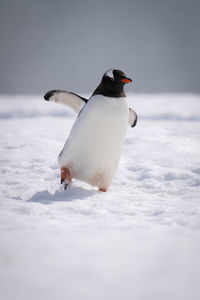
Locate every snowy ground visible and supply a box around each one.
[0,94,200,300]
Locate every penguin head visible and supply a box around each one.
[93,69,132,98]
[103,69,132,86]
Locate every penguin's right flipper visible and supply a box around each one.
[44,90,88,113]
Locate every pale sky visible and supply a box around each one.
[0,0,200,94]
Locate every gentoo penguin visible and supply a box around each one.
[44,69,137,192]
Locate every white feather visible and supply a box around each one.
[48,91,85,113]
[128,108,137,127]
[105,69,114,79]
[58,95,129,189]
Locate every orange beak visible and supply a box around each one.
[121,78,132,83]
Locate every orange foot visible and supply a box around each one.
[98,188,107,192]
[61,167,72,189]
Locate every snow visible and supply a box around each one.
[0,93,200,300]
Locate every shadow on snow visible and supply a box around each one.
[27,186,96,204]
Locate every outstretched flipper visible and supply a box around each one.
[44,90,88,113]
[44,90,137,128]
[128,108,138,127]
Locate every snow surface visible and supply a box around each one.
[0,94,200,300]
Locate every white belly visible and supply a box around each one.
[58,95,129,189]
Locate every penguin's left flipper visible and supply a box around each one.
[128,108,137,127]
[44,90,88,113]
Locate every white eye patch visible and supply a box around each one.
[105,69,114,80]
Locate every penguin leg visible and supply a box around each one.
[98,188,107,192]
[61,167,72,189]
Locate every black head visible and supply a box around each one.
[92,69,132,98]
